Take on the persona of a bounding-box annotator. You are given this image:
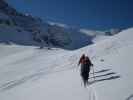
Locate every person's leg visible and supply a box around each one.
[84,72,89,87]
[83,79,88,87]
[88,68,90,79]
[81,72,85,86]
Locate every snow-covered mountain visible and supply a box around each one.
[0,0,120,50]
[0,26,132,100]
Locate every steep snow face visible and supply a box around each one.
[0,0,71,48]
[71,28,133,100]
[80,28,120,36]
[0,2,90,49]
[75,28,133,61]
[0,12,10,20]
[92,28,133,100]
[79,28,121,43]
[0,25,35,45]
[80,29,101,36]
[0,11,92,49]
[47,21,69,28]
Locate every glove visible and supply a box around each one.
[91,64,93,66]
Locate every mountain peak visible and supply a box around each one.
[0,0,18,16]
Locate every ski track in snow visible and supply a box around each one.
[88,86,97,100]
[0,51,77,91]
[126,94,133,100]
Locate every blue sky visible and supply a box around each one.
[6,0,133,30]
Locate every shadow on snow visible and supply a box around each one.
[126,94,133,100]
[87,69,120,86]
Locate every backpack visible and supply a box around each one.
[85,56,92,66]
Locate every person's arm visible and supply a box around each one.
[88,58,93,66]
[91,63,93,67]
[90,60,94,67]
[78,58,81,66]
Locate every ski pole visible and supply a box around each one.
[92,65,95,80]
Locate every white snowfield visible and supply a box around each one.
[0,28,133,100]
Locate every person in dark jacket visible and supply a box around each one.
[78,54,93,87]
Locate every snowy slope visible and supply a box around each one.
[80,28,121,43]
[0,44,95,100]
[93,28,133,100]
[74,28,133,100]
[0,28,133,100]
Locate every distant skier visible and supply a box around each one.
[78,54,93,87]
